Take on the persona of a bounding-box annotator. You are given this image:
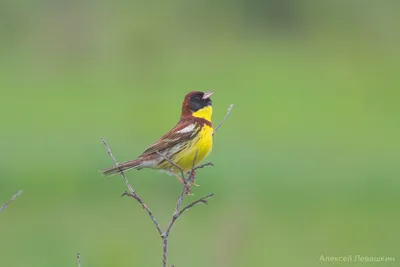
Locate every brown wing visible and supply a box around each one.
[139,120,198,157]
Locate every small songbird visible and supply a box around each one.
[101,91,214,185]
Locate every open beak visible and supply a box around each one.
[202,91,214,99]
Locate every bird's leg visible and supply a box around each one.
[169,169,184,184]
[169,169,192,195]
[188,170,200,187]
[184,184,193,195]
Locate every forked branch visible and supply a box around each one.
[102,139,214,267]
[101,137,163,236]
[101,103,233,267]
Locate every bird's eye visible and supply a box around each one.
[193,96,201,101]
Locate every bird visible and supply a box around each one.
[101,91,214,189]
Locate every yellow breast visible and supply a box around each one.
[174,124,213,172]
[157,105,213,173]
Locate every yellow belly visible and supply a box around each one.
[166,125,213,172]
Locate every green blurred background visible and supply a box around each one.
[1,1,399,266]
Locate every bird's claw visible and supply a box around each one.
[184,183,193,195]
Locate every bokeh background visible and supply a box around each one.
[1,1,399,267]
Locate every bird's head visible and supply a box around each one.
[181,91,213,121]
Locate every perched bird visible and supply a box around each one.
[101,91,214,186]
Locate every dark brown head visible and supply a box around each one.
[181,91,214,118]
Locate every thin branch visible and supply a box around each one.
[162,238,168,267]
[121,191,162,235]
[178,193,214,217]
[77,252,81,267]
[101,137,163,236]
[0,190,23,213]
[101,137,136,195]
[194,162,214,171]
[187,149,199,182]
[164,193,214,239]
[213,104,234,136]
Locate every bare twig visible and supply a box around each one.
[194,162,214,170]
[0,190,23,213]
[162,236,168,267]
[101,137,163,236]
[101,137,135,195]
[187,149,199,182]
[213,104,234,136]
[77,252,81,267]
[179,193,214,217]
[121,191,162,236]
[164,193,214,240]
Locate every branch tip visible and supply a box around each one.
[0,189,23,213]
[213,103,234,136]
[194,162,214,170]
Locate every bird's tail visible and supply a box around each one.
[100,159,141,176]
